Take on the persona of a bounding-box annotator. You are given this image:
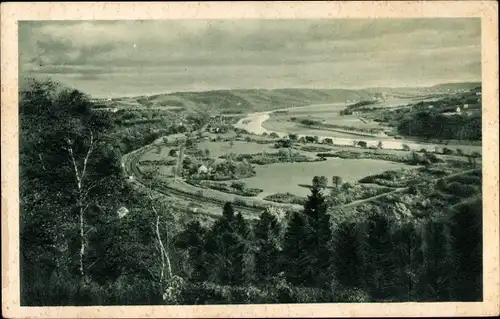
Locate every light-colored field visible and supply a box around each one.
[242,158,412,198]
[197,140,276,157]
[138,147,175,161]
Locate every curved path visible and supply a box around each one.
[123,144,268,216]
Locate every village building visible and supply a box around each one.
[197,164,208,175]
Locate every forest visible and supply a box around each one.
[20,79,482,305]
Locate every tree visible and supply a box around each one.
[20,79,121,283]
[175,221,208,282]
[333,221,365,289]
[391,222,423,301]
[377,141,383,149]
[204,149,210,158]
[332,176,343,188]
[449,198,482,301]
[202,202,254,286]
[301,182,332,287]
[324,138,333,145]
[254,210,281,282]
[417,219,453,301]
[168,149,177,157]
[357,141,368,148]
[305,136,315,143]
[312,176,328,189]
[282,212,309,286]
[19,79,151,304]
[363,212,396,300]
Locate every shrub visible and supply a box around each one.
[231,181,246,191]
[357,141,367,148]
[402,144,411,151]
[264,193,306,205]
[442,147,454,155]
[233,198,246,206]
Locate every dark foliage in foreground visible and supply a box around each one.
[20,80,482,305]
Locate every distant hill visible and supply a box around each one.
[97,82,481,113]
[430,82,481,90]
[107,88,376,113]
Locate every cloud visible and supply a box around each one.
[19,18,481,97]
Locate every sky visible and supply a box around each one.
[19,18,481,98]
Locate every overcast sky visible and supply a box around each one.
[19,19,481,98]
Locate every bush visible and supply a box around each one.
[442,147,454,155]
[357,141,367,148]
[264,193,306,205]
[233,198,246,206]
[231,181,246,191]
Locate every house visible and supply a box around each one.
[463,104,469,109]
[456,106,461,113]
[197,164,208,174]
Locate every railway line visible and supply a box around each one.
[122,143,266,216]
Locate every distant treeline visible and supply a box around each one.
[397,111,482,141]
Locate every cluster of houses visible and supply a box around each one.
[440,103,481,117]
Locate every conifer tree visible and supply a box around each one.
[449,198,482,301]
[333,221,365,289]
[391,221,424,301]
[175,220,208,282]
[255,210,281,282]
[282,211,308,286]
[302,182,332,287]
[417,218,453,301]
[362,212,396,300]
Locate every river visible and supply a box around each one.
[233,103,482,152]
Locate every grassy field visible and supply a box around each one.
[197,140,276,157]
[242,158,412,198]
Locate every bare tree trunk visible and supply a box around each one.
[79,206,85,278]
[164,220,173,279]
[148,191,173,284]
[66,130,95,281]
[156,215,165,283]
